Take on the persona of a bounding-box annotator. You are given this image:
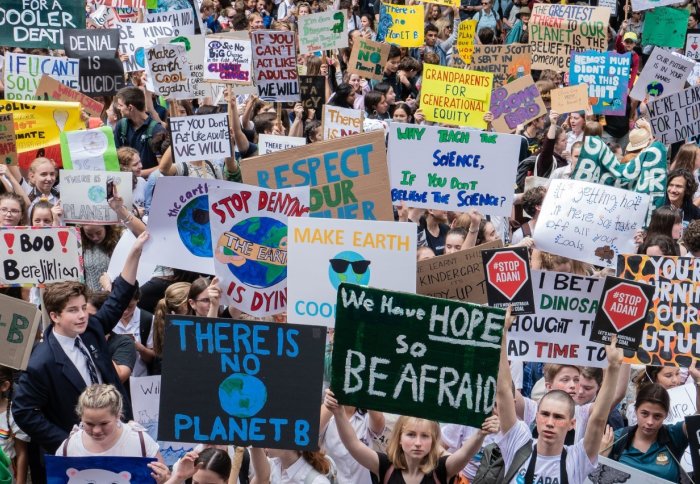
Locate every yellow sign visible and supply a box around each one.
[0,100,83,153]
[380,3,424,47]
[457,20,477,64]
[426,0,459,7]
[419,64,493,129]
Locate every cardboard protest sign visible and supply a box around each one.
[209,186,310,316]
[686,29,700,61]
[161,35,215,100]
[618,255,700,367]
[170,113,232,163]
[347,38,390,82]
[64,29,125,98]
[117,21,175,72]
[331,284,504,426]
[550,84,590,114]
[647,84,700,145]
[643,7,689,49]
[0,293,41,370]
[159,316,325,449]
[630,47,694,102]
[291,76,325,120]
[323,105,363,140]
[0,226,83,286]
[0,0,85,49]
[420,64,493,129]
[60,170,133,224]
[60,127,119,171]
[35,75,104,118]
[377,3,424,47]
[251,30,299,102]
[534,179,649,268]
[585,456,675,484]
[146,9,195,36]
[489,75,546,133]
[482,247,534,315]
[241,131,393,220]
[204,33,252,84]
[287,217,416,326]
[570,51,631,116]
[457,20,477,65]
[0,114,17,166]
[297,10,348,53]
[45,455,156,484]
[387,123,520,215]
[146,43,192,100]
[416,240,502,304]
[258,134,306,155]
[467,44,531,88]
[528,4,609,71]
[507,270,607,367]
[3,53,79,101]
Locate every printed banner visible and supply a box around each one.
[204,33,253,84]
[0,114,17,166]
[209,186,310,316]
[387,123,520,215]
[241,131,393,220]
[297,10,348,54]
[686,29,700,61]
[170,113,232,163]
[3,53,79,101]
[457,20,477,65]
[258,134,306,155]
[489,75,546,133]
[467,44,532,88]
[45,456,155,484]
[347,38,390,82]
[377,3,424,47]
[550,84,590,114]
[35,75,104,118]
[159,316,326,449]
[145,9,195,36]
[528,4,610,71]
[331,284,504,427]
[630,47,694,102]
[533,179,650,268]
[60,127,119,171]
[117,21,175,72]
[647,84,700,145]
[0,100,83,154]
[64,29,125,98]
[0,226,83,286]
[482,247,535,315]
[507,270,607,367]
[286,217,416,326]
[251,30,299,102]
[0,293,41,370]
[0,0,85,49]
[643,7,689,49]
[322,105,363,140]
[60,170,133,224]
[146,43,192,100]
[570,51,631,116]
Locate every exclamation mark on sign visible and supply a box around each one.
[3,233,14,254]
[57,231,68,253]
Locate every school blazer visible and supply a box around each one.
[12,276,136,454]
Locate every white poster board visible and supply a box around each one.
[3,53,79,100]
[258,134,306,155]
[60,170,133,224]
[160,35,217,100]
[117,21,175,72]
[629,47,694,101]
[203,33,252,84]
[145,43,192,100]
[145,9,195,36]
[170,113,232,163]
[323,105,363,140]
[631,0,679,12]
[585,456,675,483]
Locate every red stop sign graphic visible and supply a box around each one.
[486,251,527,300]
[602,282,649,332]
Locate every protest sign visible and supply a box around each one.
[585,456,675,484]
[416,240,502,304]
[251,30,299,102]
[170,113,232,163]
[425,0,459,6]
[590,276,653,351]
[297,10,348,53]
[0,114,17,166]
[3,53,79,101]
[0,0,85,49]
[258,134,306,155]
[241,131,393,220]
[35,75,104,118]
[467,44,532,88]
[331,283,504,426]
[117,21,175,72]
[204,33,252,84]
[0,226,83,287]
[489,75,546,133]
[687,415,700,479]
[534,179,649,268]
[290,76,325,120]
[60,170,133,224]
[550,84,590,114]
[598,0,617,16]
[88,5,119,29]
[387,123,520,215]
[631,0,679,11]
[146,9,195,36]
[507,270,607,367]
[686,29,700,60]
[570,51,631,116]
[209,186,310,316]
[60,127,119,171]
[529,4,609,71]
[647,84,700,145]
[161,35,215,100]
[347,38,390,82]
[377,3,424,47]
[287,217,416,326]
[420,64,493,129]
[665,383,697,472]
[146,43,192,100]
[618,255,700,367]
[457,20,477,65]
[630,47,693,102]
[0,293,41,370]
[159,316,325,449]
[643,7,689,49]
[107,231,156,286]
[482,247,534,315]
[64,29,125,98]
[322,105,363,140]
[45,455,156,484]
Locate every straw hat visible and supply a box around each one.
[516,7,531,19]
[627,127,652,151]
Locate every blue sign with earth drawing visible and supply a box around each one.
[158,316,326,450]
[46,456,156,484]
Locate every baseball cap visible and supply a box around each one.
[623,32,638,43]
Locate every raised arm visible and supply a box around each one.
[249,447,271,484]
[497,307,518,433]
[535,110,559,177]
[229,96,251,155]
[445,415,499,477]
[108,185,146,236]
[158,146,177,176]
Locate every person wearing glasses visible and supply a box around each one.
[0,193,27,227]
[474,0,501,38]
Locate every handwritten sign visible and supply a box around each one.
[467,43,531,88]
[204,33,252,84]
[570,51,631,116]
[117,21,175,72]
[3,53,79,100]
[145,9,195,36]
[347,38,390,82]
[64,29,125,98]
[0,114,17,166]
[647,84,700,145]
[331,283,504,426]
[0,100,83,154]
[377,3,424,47]
[146,43,192,100]
[387,123,520,215]
[170,113,232,163]
[60,170,133,224]
[322,105,363,140]
[550,84,590,114]
[161,35,216,100]
[0,0,85,49]
[288,76,325,120]
[251,30,299,102]
[457,20,477,65]
[35,75,104,118]
[287,217,416,326]
[0,293,41,370]
[630,47,694,102]
[686,29,700,61]
[298,10,348,53]
[60,127,119,171]
[88,5,119,29]
[0,226,83,287]
[258,134,306,155]
[490,75,545,133]
[643,7,689,49]
[159,316,325,449]
[533,179,650,268]
[46,456,156,483]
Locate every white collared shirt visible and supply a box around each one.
[270,456,330,484]
[53,330,103,386]
[112,307,153,377]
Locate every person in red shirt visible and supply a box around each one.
[615,30,640,89]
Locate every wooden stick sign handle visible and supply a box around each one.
[624,0,631,21]
[229,446,245,484]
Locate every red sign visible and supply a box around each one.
[486,251,527,300]
[602,282,648,332]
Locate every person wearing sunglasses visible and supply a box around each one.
[474,0,501,38]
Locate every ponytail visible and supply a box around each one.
[302,451,330,474]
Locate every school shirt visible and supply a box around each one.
[524,397,592,443]
[321,413,375,483]
[499,421,596,484]
[0,409,29,459]
[269,456,330,484]
[112,308,153,377]
[614,421,687,482]
[373,452,451,483]
[56,422,159,457]
[441,423,500,480]
[53,331,103,386]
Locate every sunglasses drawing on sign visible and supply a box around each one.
[328,251,372,289]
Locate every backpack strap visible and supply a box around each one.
[137,429,146,457]
[383,464,395,484]
[62,427,80,457]
[523,444,568,484]
[503,441,533,483]
[145,118,159,139]
[139,310,153,347]
[117,118,128,145]
[204,160,217,178]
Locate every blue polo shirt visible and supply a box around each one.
[614,421,687,482]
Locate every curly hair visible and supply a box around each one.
[683,220,700,253]
[667,168,698,207]
[522,186,547,218]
